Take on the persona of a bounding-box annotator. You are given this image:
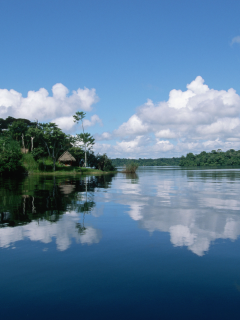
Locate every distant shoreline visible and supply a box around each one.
[111,157,180,167]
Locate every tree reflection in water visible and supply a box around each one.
[0,173,115,250]
[3,168,240,256]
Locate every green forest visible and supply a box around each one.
[111,157,181,167]
[179,149,240,167]
[112,149,240,167]
[0,113,115,176]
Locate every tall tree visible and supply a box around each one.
[73,111,89,167]
[73,133,95,167]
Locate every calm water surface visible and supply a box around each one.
[1,167,240,319]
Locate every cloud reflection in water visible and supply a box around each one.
[102,169,240,256]
[0,212,101,251]
[1,169,240,256]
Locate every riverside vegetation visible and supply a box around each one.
[122,162,139,173]
[0,115,115,176]
[1,116,240,175]
[179,149,240,167]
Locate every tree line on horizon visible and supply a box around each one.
[179,149,240,167]
[111,157,181,167]
[112,149,240,167]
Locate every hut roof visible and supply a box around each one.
[58,151,76,162]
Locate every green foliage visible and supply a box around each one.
[0,115,114,173]
[73,111,86,124]
[94,153,116,171]
[83,151,115,171]
[0,116,35,133]
[73,132,95,167]
[8,120,28,141]
[38,158,57,172]
[179,149,240,167]
[0,137,24,176]
[72,111,95,167]
[122,162,138,173]
[28,122,72,171]
[111,157,181,167]
[1,117,37,151]
[31,147,47,161]
[68,146,85,166]
[22,153,39,172]
[87,151,98,168]
[74,133,95,150]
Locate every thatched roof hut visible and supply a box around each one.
[58,151,76,164]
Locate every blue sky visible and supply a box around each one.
[0,0,240,158]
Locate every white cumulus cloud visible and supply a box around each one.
[0,83,99,125]
[96,76,240,157]
[83,114,103,128]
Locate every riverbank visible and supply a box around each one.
[22,154,116,175]
[29,168,117,175]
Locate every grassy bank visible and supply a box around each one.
[22,154,116,175]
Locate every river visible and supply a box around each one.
[1,167,240,319]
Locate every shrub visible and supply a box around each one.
[122,162,138,173]
[87,152,116,171]
[95,153,116,171]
